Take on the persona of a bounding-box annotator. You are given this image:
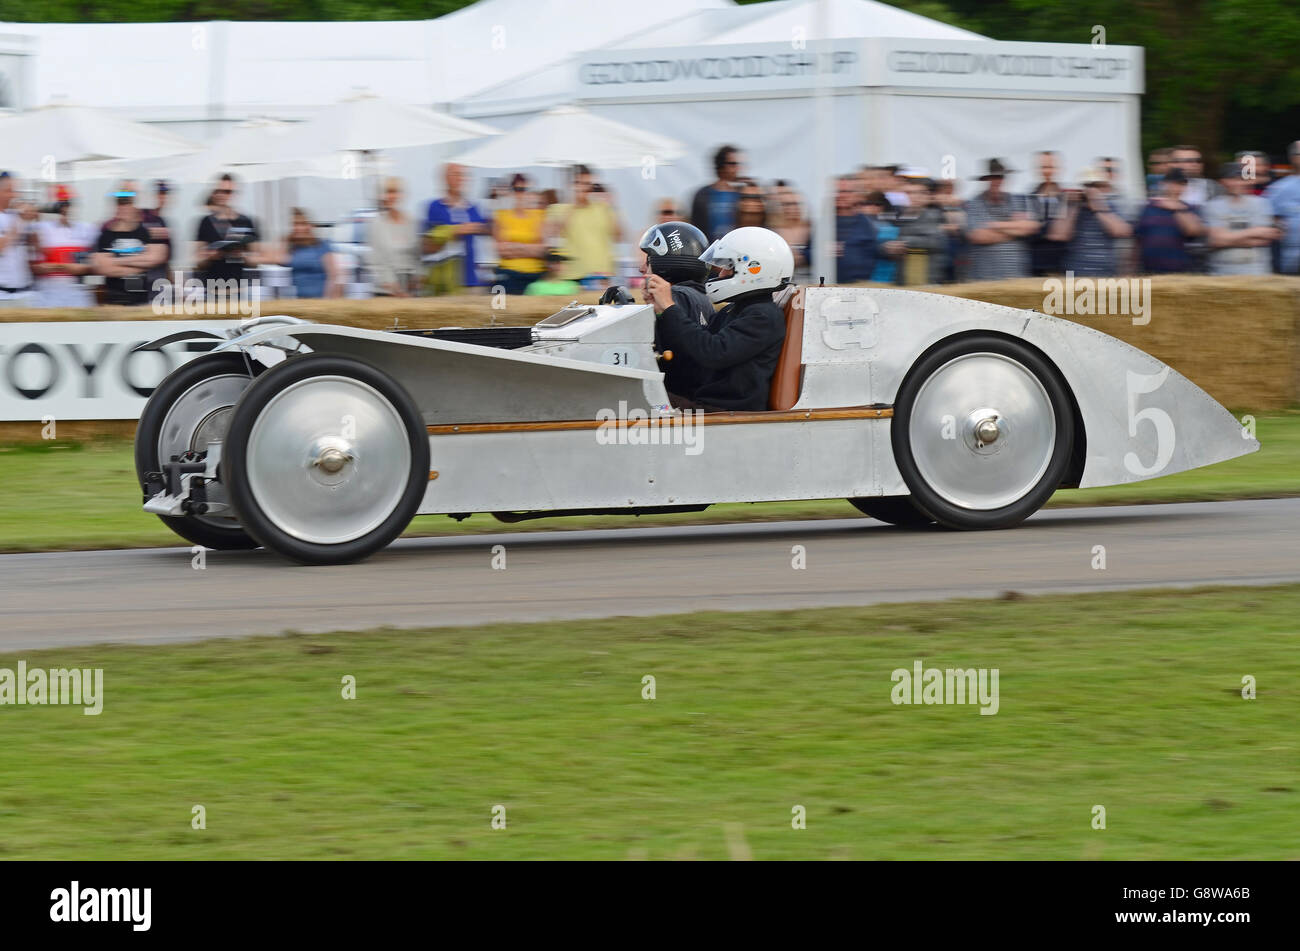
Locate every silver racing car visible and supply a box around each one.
[134,286,1258,564]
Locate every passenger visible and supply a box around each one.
[637,220,714,405]
[645,226,791,412]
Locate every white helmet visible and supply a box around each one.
[699,226,794,304]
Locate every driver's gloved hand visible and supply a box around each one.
[599,286,632,305]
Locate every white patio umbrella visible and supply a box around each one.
[0,101,201,180]
[269,91,501,159]
[262,91,500,209]
[85,118,344,185]
[452,105,687,169]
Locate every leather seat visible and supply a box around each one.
[767,286,805,410]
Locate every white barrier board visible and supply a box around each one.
[0,321,241,421]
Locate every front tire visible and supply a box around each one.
[222,354,430,565]
[134,353,261,550]
[891,335,1074,530]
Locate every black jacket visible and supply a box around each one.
[655,280,714,400]
[656,287,787,411]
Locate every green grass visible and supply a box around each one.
[0,586,1296,859]
[0,411,1296,553]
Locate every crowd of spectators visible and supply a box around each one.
[3,138,1300,308]
[643,141,1300,290]
[803,141,1300,285]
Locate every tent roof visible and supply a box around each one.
[457,0,986,113]
[11,0,735,118]
[608,0,985,48]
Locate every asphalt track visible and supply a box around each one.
[1,498,1298,651]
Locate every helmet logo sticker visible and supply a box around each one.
[665,229,684,253]
[647,230,668,255]
[747,261,762,274]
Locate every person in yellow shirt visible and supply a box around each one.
[493,173,547,294]
[546,165,623,289]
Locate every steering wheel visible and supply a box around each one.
[599,285,634,306]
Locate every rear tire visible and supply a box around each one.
[134,353,261,550]
[222,354,429,565]
[891,335,1074,530]
[848,496,934,526]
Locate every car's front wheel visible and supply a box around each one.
[222,354,430,564]
[891,335,1074,530]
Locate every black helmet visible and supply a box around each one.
[638,220,708,283]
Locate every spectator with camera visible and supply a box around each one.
[194,173,261,297]
[1028,151,1067,276]
[33,185,96,308]
[1048,166,1132,277]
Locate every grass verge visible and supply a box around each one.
[0,585,1295,859]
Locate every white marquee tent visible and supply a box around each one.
[2,0,1144,273]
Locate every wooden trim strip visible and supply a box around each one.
[427,405,891,436]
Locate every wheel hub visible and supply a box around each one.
[909,353,1056,510]
[309,439,356,485]
[244,376,411,545]
[316,448,351,474]
[965,408,1006,454]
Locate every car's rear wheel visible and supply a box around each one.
[134,353,261,550]
[848,496,934,526]
[222,354,429,564]
[891,335,1074,530]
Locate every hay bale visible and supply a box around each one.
[920,275,1300,409]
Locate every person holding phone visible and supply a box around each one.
[194,173,261,297]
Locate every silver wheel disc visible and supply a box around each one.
[157,372,251,525]
[245,375,411,545]
[908,352,1056,510]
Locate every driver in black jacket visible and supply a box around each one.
[637,220,713,403]
[645,226,792,411]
